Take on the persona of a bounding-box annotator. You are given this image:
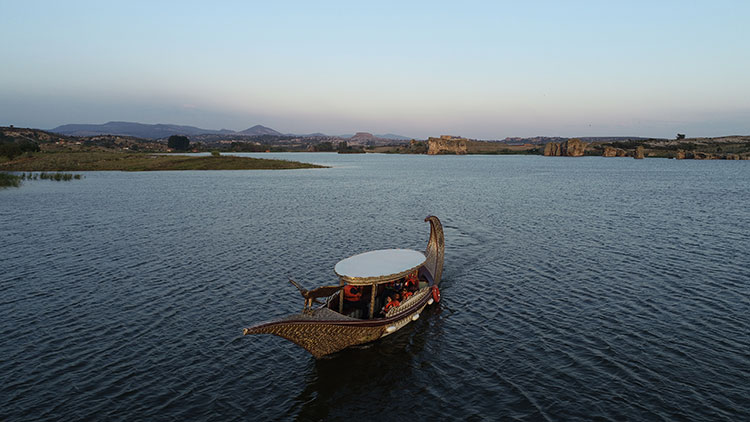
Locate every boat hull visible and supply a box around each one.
[244,287,432,358]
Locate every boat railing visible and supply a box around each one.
[384,286,430,318]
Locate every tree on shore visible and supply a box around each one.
[0,139,40,160]
[316,141,334,152]
[168,135,190,151]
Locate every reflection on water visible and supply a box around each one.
[1,153,749,421]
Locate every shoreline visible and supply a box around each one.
[0,151,327,172]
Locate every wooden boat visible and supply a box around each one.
[242,215,445,358]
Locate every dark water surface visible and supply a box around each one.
[2,154,749,421]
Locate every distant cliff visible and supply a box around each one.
[602,146,628,157]
[427,135,468,155]
[543,138,586,156]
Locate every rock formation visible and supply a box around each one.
[602,146,628,157]
[633,146,645,159]
[427,135,468,155]
[565,138,587,156]
[544,142,561,156]
[691,152,713,160]
[675,149,750,160]
[544,138,587,156]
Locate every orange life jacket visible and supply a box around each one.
[343,285,362,302]
[384,300,401,312]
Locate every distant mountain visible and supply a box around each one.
[239,125,282,136]
[50,121,412,141]
[51,121,284,139]
[50,121,233,138]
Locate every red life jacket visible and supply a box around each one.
[343,285,362,302]
[384,300,401,312]
[402,291,413,300]
[405,273,419,290]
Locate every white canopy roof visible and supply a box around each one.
[334,249,426,284]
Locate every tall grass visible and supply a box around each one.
[0,172,22,188]
[9,172,83,185]
[36,172,82,181]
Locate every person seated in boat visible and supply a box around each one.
[405,271,419,292]
[387,277,404,293]
[343,285,367,316]
[400,288,413,301]
[380,292,401,316]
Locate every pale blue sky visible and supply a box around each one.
[1,0,748,138]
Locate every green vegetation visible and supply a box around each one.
[0,135,41,160]
[167,135,191,151]
[0,172,21,188]
[336,141,365,154]
[225,142,288,152]
[34,172,82,181]
[211,150,221,157]
[0,151,326,171]
[1,171,83,188]
[314,141,335,152]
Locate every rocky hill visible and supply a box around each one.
[427,135,468,154]
[51,121,231,138]
[239,125,282,136]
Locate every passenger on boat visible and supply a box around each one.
[400,288,413,301]
[388,278,404,292]
[405,271,419,291]
[380,293,401,316]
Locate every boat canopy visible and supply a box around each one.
[334,249,426,285]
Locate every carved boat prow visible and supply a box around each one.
[424,215,445,285]
[242,216,445,358]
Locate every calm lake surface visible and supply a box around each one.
[1,153,749,421]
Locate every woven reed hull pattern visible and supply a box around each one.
[245,322,385,358]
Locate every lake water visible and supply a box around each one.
[1,153,749,421]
